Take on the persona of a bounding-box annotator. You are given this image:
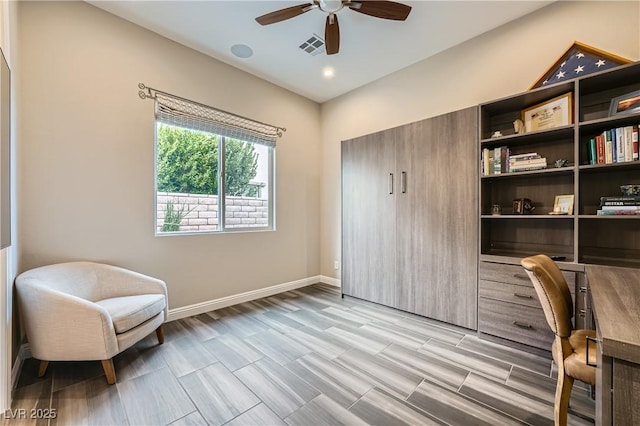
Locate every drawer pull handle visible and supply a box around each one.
[513,292,532,299]
[512,321,532,329]
[579,286,587,294]
[513,273,529,281]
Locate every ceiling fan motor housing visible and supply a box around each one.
[318,0,345,13]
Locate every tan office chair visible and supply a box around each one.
[521,255,596,426]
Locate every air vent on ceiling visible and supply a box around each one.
[299,34,325,56]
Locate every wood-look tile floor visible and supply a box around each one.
[6,284,594,426]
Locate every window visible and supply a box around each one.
[151,91,281,235]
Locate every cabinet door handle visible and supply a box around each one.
[579,286,588,294]
[513,292,532,299]
[513,273,529,281]
[512,321,532,329]
[401,171,407,194]
[389,173,394,195]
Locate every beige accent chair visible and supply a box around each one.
[16,262,167,385]
[521,255,596,426]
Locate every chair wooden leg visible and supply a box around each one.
[554,371,574,426]
[155,325,164,344]
[101,359,116,385]
[37,360,49,378]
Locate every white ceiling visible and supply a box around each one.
[89,1,552,103]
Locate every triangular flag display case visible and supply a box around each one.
[529,41,631,90]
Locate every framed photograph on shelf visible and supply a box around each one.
[522,93,573,132]
[609,89,640,116]
[550,194,574,215]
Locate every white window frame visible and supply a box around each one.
[154,124,276,236]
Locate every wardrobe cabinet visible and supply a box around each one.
[342,107,478,330]
[341,128,397,307]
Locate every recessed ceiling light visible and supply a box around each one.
[323,67,335,79]
[230,44,253,59]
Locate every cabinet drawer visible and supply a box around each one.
[478,297,554,350]
[479,280,541,308]
[479,279,576,308]
[479,261,576,291]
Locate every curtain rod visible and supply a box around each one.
[137,83,286,137]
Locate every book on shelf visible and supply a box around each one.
[605,130,613,164]
[596,134,605,164]
[596,209,640,215]
[492,146,509,175]
[615,128,624,163]
[509,161,547,172]
[587,138,597,165]
[600,205,640,211]
[509,152,540,161]
[602,201,640,206]
[481,146,509,176]
[601,196,640,203]
[509,157,546,166]
[589,125,640,165]
[633,126,639,161]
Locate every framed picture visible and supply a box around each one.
[608,89,640,116]
[522,93,573,132]
[552,194,574,215]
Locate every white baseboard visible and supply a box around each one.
[11,344,31,390]
[319,275,341,287]
[167,275,327,322]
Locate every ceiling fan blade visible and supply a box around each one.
[325,13,340,55]
[348,1,412,21]
[255,3,314,25]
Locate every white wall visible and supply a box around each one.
[320,1,640,278]
[0,0,18,411]
[18,2,321,309]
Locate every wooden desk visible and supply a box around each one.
[587,265,640,426]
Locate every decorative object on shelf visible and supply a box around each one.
[522,93,573,132]
[529,41,631,89]
[608,89,640,117]
[491,131,503,138]
[513,119,525,134]
[620,184,640,196]
[491,204,502,216]
[550,194,574,215]
[554,159,569,168]
[513,198,535,214]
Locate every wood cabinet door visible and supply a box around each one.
[395,107,478,329]
[341,129,397,306]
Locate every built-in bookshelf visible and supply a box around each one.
[479,61,640,268]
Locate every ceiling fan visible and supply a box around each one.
[255,1,412,55]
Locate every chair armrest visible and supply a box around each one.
[94,264,167,297]
[16,281,119,360]
[94,264,168,319]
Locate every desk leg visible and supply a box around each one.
[596,346,612,426]
[612,359,640,425]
